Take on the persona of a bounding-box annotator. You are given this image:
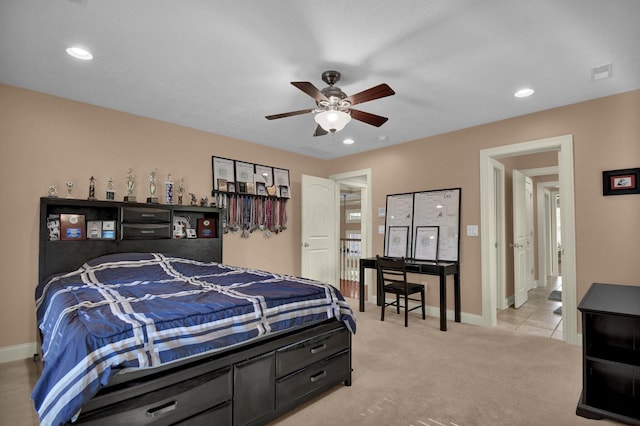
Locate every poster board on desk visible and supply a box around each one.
[384,188,461,262]
[413,188,460,262]
[383,193,414,257]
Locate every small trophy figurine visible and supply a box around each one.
[106,177,115,200]
[66,181,74,199]
[47,185,57,197]
[177,177,185,205]
[165,173,174,205]
[147,170,159,203]
[124,168,136,202]
[88,176,96,200]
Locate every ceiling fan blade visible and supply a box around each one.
[313,125,328,137]
[349,109,389,127]
[265,108,315,120]
[291,81,328,102]
[344,83,395,106]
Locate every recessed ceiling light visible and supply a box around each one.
[514,88,534,98]
[66,46,93,60]
[343,138,355,145]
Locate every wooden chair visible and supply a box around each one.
[376,255,426,327]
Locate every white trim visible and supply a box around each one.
[330,169,373,301]
[521,166,559,177]
[390,301,485,327]
[0,342,38,363]
[537,181,559,286]
[480,135,578,345]
[491,159,508,310]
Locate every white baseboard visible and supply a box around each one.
[385,300,485,327]
[0,342,38,363]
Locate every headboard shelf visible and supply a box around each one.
[39,197,223,282]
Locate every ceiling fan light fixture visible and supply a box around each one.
[314,110,351,132]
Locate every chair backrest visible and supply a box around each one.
[376,255,408,290]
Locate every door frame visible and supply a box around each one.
[492,159,508,310]
[329,169,372,297]
[480,135,577,345]
[536,180,559,285]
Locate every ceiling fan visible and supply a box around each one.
[265,70,395,136]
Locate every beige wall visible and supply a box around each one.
[1,83,639,351]
[327,89,640,316]
[0,84,328,349]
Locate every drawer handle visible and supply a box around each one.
[140,230,156,234]
[146,400,177,418]
[310,370,327,383]
[140,213,156,218]
[310,344,327,354]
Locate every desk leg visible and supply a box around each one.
[359,262,365,312]
[454,272,461,323]
[439,273,447,331]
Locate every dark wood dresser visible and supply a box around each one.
[576,283,640,425]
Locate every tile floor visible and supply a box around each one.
[496,276,564,340]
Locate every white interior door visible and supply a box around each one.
[492,159,507,310]
[551,192,561,276]
[512,169,533,308]
[301,175,337,285]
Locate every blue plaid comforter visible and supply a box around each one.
[32,252,356,426]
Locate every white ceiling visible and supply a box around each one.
[1,0,639,160]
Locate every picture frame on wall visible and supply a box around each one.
[254,164,274,187]
[602,168,640,196]
[273,168,290,197]
[246,182,255,195]
[212,157,235,191]
[235,161,254,185]
[256,182,267,196]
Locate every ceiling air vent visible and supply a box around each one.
[591,63,613,81]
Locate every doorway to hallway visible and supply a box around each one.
[480,134,578,345]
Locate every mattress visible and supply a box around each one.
[32,252,356,425]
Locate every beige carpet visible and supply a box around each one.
[271,298,618,426]
[0,298,619,426]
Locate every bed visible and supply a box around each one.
[33,198,356,426]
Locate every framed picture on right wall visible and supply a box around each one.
[602,168,640,195]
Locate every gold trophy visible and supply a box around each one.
[147,170,159,203]
[124,168,136,202]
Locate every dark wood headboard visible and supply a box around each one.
[39,197,223,282]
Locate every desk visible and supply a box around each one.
[358,257,460,331]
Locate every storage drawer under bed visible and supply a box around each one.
[276,327,350,377]
[177,401,232,425]
[275,351,350,407]
[73,368,232,425]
